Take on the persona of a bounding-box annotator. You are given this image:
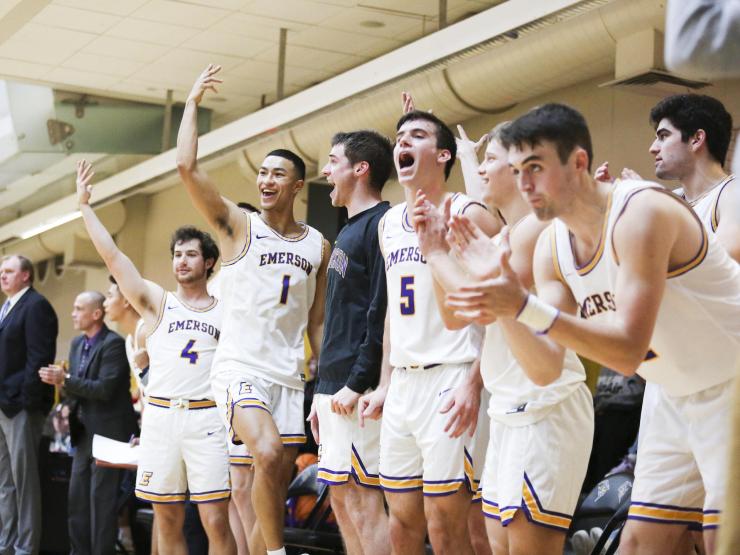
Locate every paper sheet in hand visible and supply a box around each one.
[92,434,139,467]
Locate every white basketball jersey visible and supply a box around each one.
[481,233,586,424]
[212,212,325,390]
[146,292,222,400]
[679,174,735,234]
[552,180,740,397]
[382,193,483,367]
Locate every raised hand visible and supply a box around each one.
[446,227,527,325]
[456,124,488,160]
[621,167,643,181]
[401,91,415,114]
[76,160,94,206]
[594,161,613,183]
[412,191,451,257]
[187,64,223,105]
[447,214,500,280]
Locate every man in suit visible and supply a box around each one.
[40,291,137,555]
[0,254,58,555]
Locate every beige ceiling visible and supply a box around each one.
[0,0,501,125]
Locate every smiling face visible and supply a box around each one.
[508,140,579,221]
[649,118,694,180]
[171,238,211,285]
[394,119,450,188]
[321,143,357,207]
[257,155,303,211]
[478,138,517,208]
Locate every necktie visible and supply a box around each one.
[78,340,91,376]
[0,300,10,323]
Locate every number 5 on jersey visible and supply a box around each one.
[400,276,415,315]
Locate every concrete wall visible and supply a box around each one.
[34,74,740,350]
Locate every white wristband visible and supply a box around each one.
[515,294,560,335]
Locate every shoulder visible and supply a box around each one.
[104,329,125,346]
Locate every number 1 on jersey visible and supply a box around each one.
[400,276,415,315]
[181,339,198,365]
[280,274,291,304]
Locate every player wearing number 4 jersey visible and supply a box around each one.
[177,64,329,555]
[75,161,236,554]
[367,110,500,555]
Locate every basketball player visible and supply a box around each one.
[75,160,235,554]
[416,122,593,554]
[445,103,740,555]
[177,64,329,555]
[309,130,392,555]
[363,109,499,555]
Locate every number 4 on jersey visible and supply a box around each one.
[181,339,198,364]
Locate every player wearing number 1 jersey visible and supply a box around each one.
[75,160,236,554]
[177,64,329,555]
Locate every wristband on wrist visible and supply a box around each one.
[515,293,560,335]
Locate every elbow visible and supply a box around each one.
[176,157,196,176]
[528,364,562,387]
[612,360,641,377]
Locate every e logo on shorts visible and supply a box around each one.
[239,383,253,395]
[139,471,153,486]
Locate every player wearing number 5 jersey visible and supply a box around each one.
[369,110,500,555]
[75,160,236,554]
[177,64,329,555]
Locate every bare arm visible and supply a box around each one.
[448,191,692,376]
[415,195,500,329]
[714,181,740,262]
[76,161,164,324]
[176,64,246,259]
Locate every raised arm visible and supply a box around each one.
[455,125,488,201]
[176,64,246,259]
[76,160,164,325]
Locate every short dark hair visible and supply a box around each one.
[331,130,394,191]
[237,202,260,213]
[649,94,733,166]
[396,110,457,179]
[169,226,220,278]
[2,254,34,284]
[500,103,593,172]
[266,149,306,181]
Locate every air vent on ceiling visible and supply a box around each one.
[600,69,710,97]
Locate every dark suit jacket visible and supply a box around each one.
[65,326,137,446]
[0,287,58,418]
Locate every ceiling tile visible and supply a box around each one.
[290,25,397,56]
[106,17,199,47]
[34,5,120,33]
[227,59,278,84]
[186,30,272,59]
[83,36,170,63]
[55,0,150,17]
[241,0,344,25]
[254,44,362,72]
[62,52,143,78]
[131,0,230,30]
[176,0,251,9]
[152,49,245,73]
[209,12,307,42]
[0,23,97,65]
[45,67,120,89]
[0,58,52,79]
[320,7,421,39]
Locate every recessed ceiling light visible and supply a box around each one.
[360,20,385,28]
